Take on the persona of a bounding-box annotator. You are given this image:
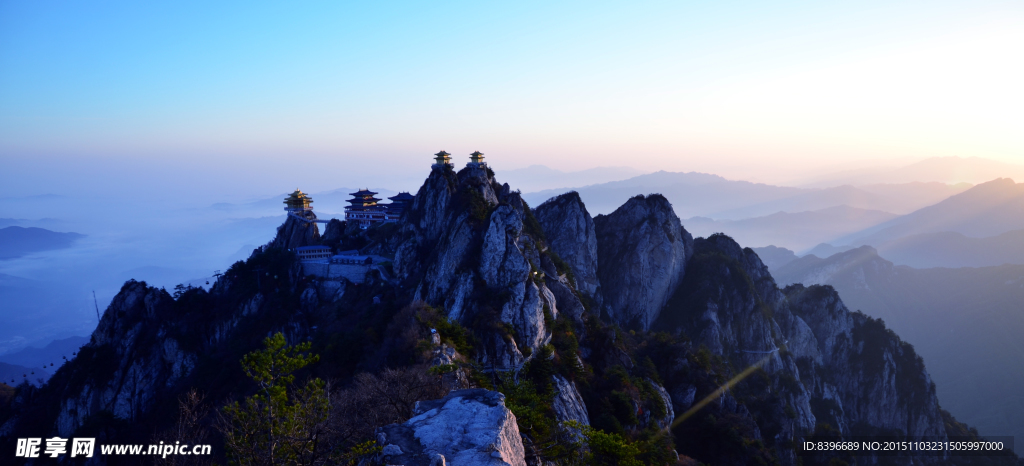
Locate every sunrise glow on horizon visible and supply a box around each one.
[1,0,1022,196]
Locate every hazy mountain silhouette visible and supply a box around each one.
[0,336,88,369]
[708,182,968,219]
[523,171,965,218]
[836,178,1024,247]
[0,226,85,260]
[749,245,798,270]
[498,164,645,192]
[686,205,898,251]
[799,156,1024,187]
[874,229,1024,268]
[770,246,1024,444]
[0,362,49,387]
[803,243,855,258]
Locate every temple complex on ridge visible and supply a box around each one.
[344,189,416,229]
[344,189,386,228]
[287,150,492,281]
[289,151,489,231]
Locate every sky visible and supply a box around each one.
[1,0,1023,202]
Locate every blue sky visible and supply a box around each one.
[1,0,1022,199]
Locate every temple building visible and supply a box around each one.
[468,151,486,167]
[432,150,452,169]
[386,192,415,220]
[344,189,388,228]
[343,189,417,229]
[283,189,314,212]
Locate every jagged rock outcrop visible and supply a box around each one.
[376,389,526,466]
[271,210,321,249]
[644,378,675,430]
[551,375,590,426]
[395,167,459,263]
[543,275,586,323]
[786,284,946,440]
[594,194,693,330]
[320,218,345,247]
[54,281,196,436]
[393,166,560,367]
[656,233,951,463]
[5,163,997,466]
[535,192,601,301]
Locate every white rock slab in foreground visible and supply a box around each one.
[377,389,527,466]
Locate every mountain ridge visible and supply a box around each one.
[771,246,1024,445]
[0,166,1010,465]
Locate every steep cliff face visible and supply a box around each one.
[655,233,951,463]
[785,284,945,440]
[534,192,601,301]
[271,211,321,249]
[775,245,1024,444]
[320,218,345,247]
[594,194,693,330]
[1,245,314,447]
[551,375,590,427]
[53,281,196,436]
[392,165,563,369]
[3,164,1000,466]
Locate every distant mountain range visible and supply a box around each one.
[0,226,85,260]
[497,165,646,192]
[798,156,1024,187]
[685,205,898,251]
[0,336,87,370]
[750,245,799,270]
[522,171,967,219]
[767,246,1024,444]
[0,362,49,387]
[806,178,1024,267]
[0,336,85,387]
[835,178,1024,244]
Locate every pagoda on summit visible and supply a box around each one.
[284,189,314,212]
[468,151,486,167]
[432,150,452,169]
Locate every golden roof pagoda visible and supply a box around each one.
[469,151,485,164]
[433,150,452,166]
[284,188,314,212]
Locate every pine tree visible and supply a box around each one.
[221,333,332,466]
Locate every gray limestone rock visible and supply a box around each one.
[786,284,947,441]
[271,211,321,250]
[320,218,345,245]
[646,378,676,430]
[544,277,586,324]
[397,167,557,366]
[377,389,527,466]
[594,194,693,330]
[480,205,530,289]
[551,375,590,427]
[56,281,197,436]
[534,192,601,300]
[655,233,952,461]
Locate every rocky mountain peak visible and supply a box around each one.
[2,164,1007,466]
[270,210,321,249]
[594,193,693,330]
[534,191,601,300]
